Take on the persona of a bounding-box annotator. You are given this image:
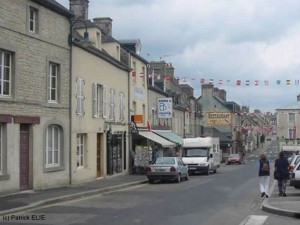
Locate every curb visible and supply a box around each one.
[0,180,148,217]
[261,200,300,219]
[261,181,300,219]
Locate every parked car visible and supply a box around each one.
[290,161,300,189]
[146,157,189,183]
[288,154,300,172]
[226,154,243,165]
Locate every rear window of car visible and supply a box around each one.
[229,154,239,158]
[155,158,175,164]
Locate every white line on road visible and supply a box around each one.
[239,215,268,225]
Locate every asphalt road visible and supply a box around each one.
[1,140,299,225]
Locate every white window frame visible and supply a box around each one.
[29,7,38,33]
[48,62,58,103]
[0,50,11,97]
[288,112,295,124]
[109,89,115,120]
[92,83,101,118]
[119,92,125,121]
[46,125,61,167]
[77,134,85,168]
[76,78,85,116]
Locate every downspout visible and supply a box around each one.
[127,53,132,174]
[68,19,73,185]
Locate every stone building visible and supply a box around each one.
[0,0,73,195]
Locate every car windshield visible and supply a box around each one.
[228,154,239,158]
[154,158,175,165]
[184,148,208,157]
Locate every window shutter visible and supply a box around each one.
[76,78,85,116]
[102,85,107,118]
[92,83,97,117]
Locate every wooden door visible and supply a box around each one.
[20,125,30,191]
[97,133,101,177]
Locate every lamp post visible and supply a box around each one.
[68,18,91,185]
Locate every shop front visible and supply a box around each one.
[131,130,176,174]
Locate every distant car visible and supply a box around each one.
[290,161,300,189]
[226,154,243,165]
[146,157,189,183]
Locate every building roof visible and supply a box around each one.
[33,0,74,18]
[276,101,300,110]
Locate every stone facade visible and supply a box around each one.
[0,0,72,195]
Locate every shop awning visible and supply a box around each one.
[153,130,183,145]
[138,131,176,148]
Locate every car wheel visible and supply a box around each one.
[213,168,217,173]
[176,174,181,183]
[206,168,210,175]
[148,179,154,184]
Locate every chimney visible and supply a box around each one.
[69,0,89,20]
[219,89,227,101]
[201,84,214,97]
[297,94,300,102]
[93,17,113,36]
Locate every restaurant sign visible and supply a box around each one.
[206,112,232,125]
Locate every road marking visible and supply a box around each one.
[239,215,268,225]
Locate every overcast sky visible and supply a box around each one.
[57,0,300,113]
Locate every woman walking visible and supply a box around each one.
[258,153,270,198]
[274,151,289,197]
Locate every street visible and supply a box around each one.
[1,140,299,225]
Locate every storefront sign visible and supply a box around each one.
[157,98,173,119]
[206,112,232,125]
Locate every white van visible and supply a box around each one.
[181,137,221,175]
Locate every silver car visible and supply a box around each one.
[146,157,189,183]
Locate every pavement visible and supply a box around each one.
[0,143,299,219]
[0,174,148,217]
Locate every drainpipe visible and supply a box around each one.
[128,54,132,174]
[68,19,73,186]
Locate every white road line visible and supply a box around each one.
[239,215,268,225]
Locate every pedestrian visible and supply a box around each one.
[258,153,270,198]
[274,151,289,197]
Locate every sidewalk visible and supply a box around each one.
[257,139,300,219]
[0,174,148,216]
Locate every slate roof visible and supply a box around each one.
[276,101,300,110]
[33,0,74,18]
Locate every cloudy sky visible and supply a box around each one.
[57,0,300,113]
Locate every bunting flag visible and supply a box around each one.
[139,72,144,78]
[218,79,223,84]
[255,80,259,86]
[165,74,171,81]
[277,80,281,85]
[182,77,187,83]
[209,79,214,84]
[286,80,291,85]
[245,80,250,86]
[200,78,205,84]
[236,80,241,86]
[226,80,231,83]
[264,80,269,86]
[295,80,299,85]
[132,71,136,77]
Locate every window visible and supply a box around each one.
[92,83,102,118]
[48,63,59,103]
[29,7,38,33]
[76,78,85,116]
[132,61,136,82]
[46,125,61,167]
[77,134,85,168]
[119,92,125,121]
[142,66,145,86]
[0,50,11,97]
[289,128,296,140]
[289,113,295,124]
[109,89,115,120]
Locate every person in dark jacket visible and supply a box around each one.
[274,151,289,197]
[258,153,270,198]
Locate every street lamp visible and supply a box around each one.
[69,19,91,46]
